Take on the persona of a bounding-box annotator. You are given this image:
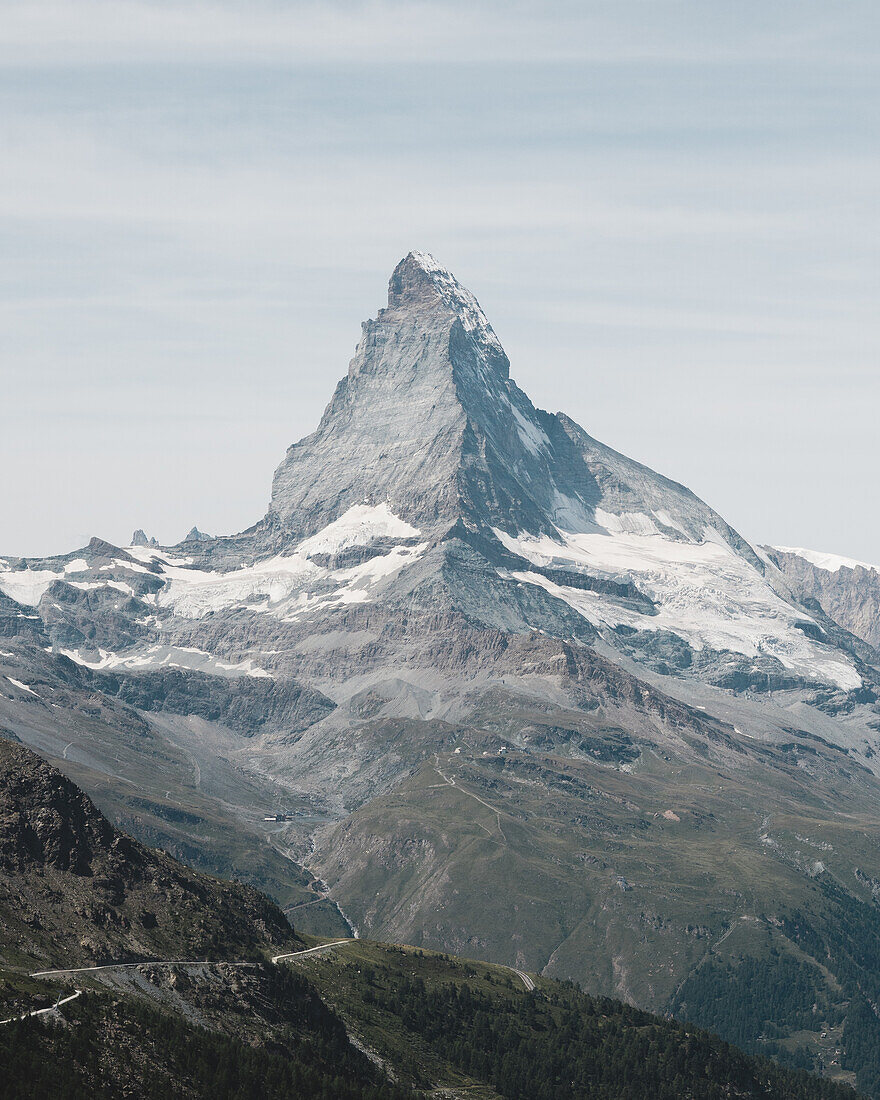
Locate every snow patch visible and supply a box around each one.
[595,509,660,536]
[67,580,135,596]
[510,405,549,457]
[652,510,690,538]
[125,546,193,566]
[298,502,420,558]
[102,558,158,575]
[0,563,138,606]
[551,489,594,531]
[0,568,65,606]
[140,504,426,620]
[494,523,862,692]
[6,676,38,697]
[774,546,879,575]
[59,644,272,679]
[336,543,427,584]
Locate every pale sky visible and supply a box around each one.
[1,1,878,562]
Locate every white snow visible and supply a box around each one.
[101,558,157,575]
[121,504,426,621]
[0,564,138,606]
[510,406,549,457]
[125,546,193,566]
[0,568,65,606]
[595,509,660,537]
[774,546,879,575]
[652,510,690,538]
[154,554,320,618]
[6,676,38,696]
[551,489,594,531]
[494,523,862,692]
[335,543,427,584]
[59,644,272,679]
[297,502,420,557]
[67,580,135,596]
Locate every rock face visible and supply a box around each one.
[270,250,515,539]
[0,737,117,877]
[769,547,880,650]
[0,739,296,966]
[269,252,758,556]
[95,666,335,736]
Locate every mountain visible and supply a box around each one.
[0,740,401,1099]
[1,253,880,1090]
[3,254,868,696]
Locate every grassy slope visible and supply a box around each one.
[285,938,857,1099]
[316,736,880,1086]
[5,643,880,1087]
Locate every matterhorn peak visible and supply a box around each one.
[268,252,533,539]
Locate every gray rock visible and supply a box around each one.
[769,547,880,650]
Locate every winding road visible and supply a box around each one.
[271,940,350,964]
[508,967,535,992]
[16,938,536,1025]
[30,959,260,980]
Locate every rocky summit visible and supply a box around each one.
[1,254,880,1091]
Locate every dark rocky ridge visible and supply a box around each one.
[92,666,335,736]
[0,739,296,966]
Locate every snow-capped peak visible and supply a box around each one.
[392,251,506,363]
[774,546,880,575]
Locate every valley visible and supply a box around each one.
[0,740,852,1099]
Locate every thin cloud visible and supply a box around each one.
[1,0,877,67]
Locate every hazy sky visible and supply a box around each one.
[2,1,878,561]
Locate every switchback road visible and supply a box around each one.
[0,988,82,1025]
